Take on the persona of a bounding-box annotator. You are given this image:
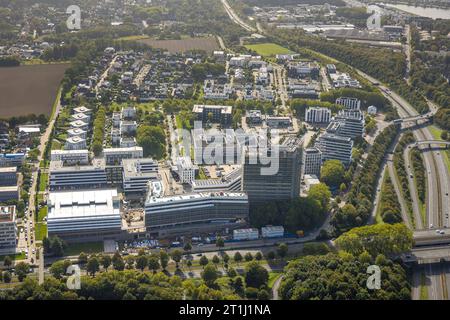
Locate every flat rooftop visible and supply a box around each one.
[0,167,17,173]
[146,191,248,205]
[48,189,120,219]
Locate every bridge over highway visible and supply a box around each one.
[413,140,450,147]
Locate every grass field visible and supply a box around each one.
[138,37,219,53]
[38,206,47,222]
[35,223,47,241]
[245,43,293,57]
[0,252,26,262]
[428,125,450,172]
[268,271,282,289]
[38,172,48,192]
[65,242,104,256]
[0,64,69,118]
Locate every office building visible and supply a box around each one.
[50,150,89,165]
[191,167,242,192]
[65,136,87,150]
[176,156,195,184]
[0,153,25,167]
[0,186,18,201]
[73,106,92,115]
[103,147,143,165]
[192,104,232,126]
[0,167,17,186]
[327,110,365,139]
[49,159,108,191]
[120,121,137,135]
[0,206,16,250]
[336,97,361,110]
[316,133,353,166]
[241,137,301,204]
[145,192,249,237]
[122,158,159,194]
[266,116,292,128]
[47,189,122,242]
[305,107,331,124]
[303,147,322,176]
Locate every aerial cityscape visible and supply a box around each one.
[0,0,448,305]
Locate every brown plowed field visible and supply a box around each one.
[0,63,69,118]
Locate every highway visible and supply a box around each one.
[220,0,256,33]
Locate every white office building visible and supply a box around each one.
[51,150,89,165]
[122,158,159,194]
[191,167,242,192]
[47,189,122,242]
[65,136,87,150]
[0,206,16,250]
[103,147,143,165]
[305,107,331,124]
[327,110,365,139]
[49,159,108,190]
[303,147,323,176]
[336,97,361,110]
[67,128,87,139]
[316,133,353,166]
[176,156,195,184]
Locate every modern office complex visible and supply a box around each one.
[241,137,302,204]
[192,104,232,126]
[0,153,25,167]
[122,158,159,194]
[103,147,143,165]
[49,159,108,191]
[176,156,196,184]
[336,97,361,110]
[327,110,365,139]
[303,147,323,176]
[191,167,242,192]
[305,107,331,124]
[47,189,122,242]
[50,150,89,165]
[145,192,249,236]
[65,136,87,150]
[0,186,18,201]
[316,133,353,166]
[0,167,17,186]
[0,205,16,251]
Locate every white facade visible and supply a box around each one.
[336,97,361,110]
[305,107,331,124]
[316,133,353,166]
[103,147,143,165]
[176,156,195,184]
[51,150,89,165]
[368,105,377,115]
[65,136,87,150]
[233,228,259,241]
[261,226,284,238]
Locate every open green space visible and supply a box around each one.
[65,241,104,256]
[0,252,26,262]
[35,223,47,241]
[245,43,293,57]
[268,271,282,289]
[38,206,47,222]
[38,172,48,192]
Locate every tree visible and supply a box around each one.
[255,252,263,261]
[234,252,243,264]
[112,252,125,271]
[212,255,220,266]
[136,255,148,271]
[441,131,448,141]
[244,252,253,262]
[277,243,288,259]
[257,289,270,300]
[186,259,192,270]
[171,249,183,269]
[49,260,71,279]
[148,255,160,273]
[233,276,244,296]
[339,182,347,193]
[78,252,88,265]
[86,256,100,276]
[3,255,12,268]
[199,255,209,268]
[183,242,192,253]
[335,223,413,257]
[245,261,269,289]
[216,237,225,250]
[15,262,30,282]
[308,183,331,212]
[201,263,218,287]
[3,271,11,283]
[222,253,230,265]
[100,255,111,270]
[266,251,275,261]
[320,160,345,188]
[159,250,169,270]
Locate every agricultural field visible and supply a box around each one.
[138,37,220,53]
[245,43,293,57]
[0,64,68,118]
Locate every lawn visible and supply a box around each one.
[38,172,48,192]
[38,206,47,222]
[427,125,450,172]
[268,271,282,289]
[65,242,104,256]
[35,223,47,241]
[244,43,293,57]
[0,252,26,262]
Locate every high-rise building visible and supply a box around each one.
[192,104,232,126]
[0,205,16,250]
[241,137,301,204]
[305,107,331,124]
[316,133,353,166]
[303,147,322,176]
